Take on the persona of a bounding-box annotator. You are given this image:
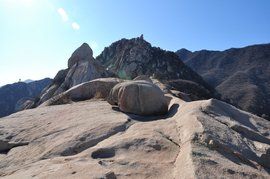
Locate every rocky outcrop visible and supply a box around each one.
[0,96,269,178]
[176,44,270,120]
[108,80,169,115]
[41,78,124,106]
[14,98,35,112]
[260,149,270,168]
[37,43,113,105]
[96,37,219,100]
[32,38,220,107]
[0,78,52,118]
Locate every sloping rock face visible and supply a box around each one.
[38,43,112,105]
[96,37,218,100]
[0,97,269,178]
[176,44,270,120]
[166,79,215,100]
[0,78,52,118]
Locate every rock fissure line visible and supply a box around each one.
[171,112,182,179]
[156,130,180,148]
[200,107,270,145]
[0,140,29,154]
[199,108,263,169]
[61,119,135,156]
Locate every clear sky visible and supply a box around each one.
[0,0,270,86]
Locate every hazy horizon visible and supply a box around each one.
[1,0,270,86]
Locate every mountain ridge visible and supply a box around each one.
[176,43,270,120]
[0,78,52,117]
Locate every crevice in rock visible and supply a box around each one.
[198,108,267,169]
[200,108,231,127]
[201,107,270,145]
[61,119,134,156]
[206,139,259,169]
[170,116,183,179]
[230,125,270,145]
[156,131,180,148]
[39,126,76,139]
[91,148,115,159]
[0,140,29,154]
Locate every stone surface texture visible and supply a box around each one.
[0,97,269,178]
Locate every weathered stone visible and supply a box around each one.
[42,78,124,106]
[37,43,113,106]
[68,43,93,68]
[108,81,168,115]
[0,97,269,178]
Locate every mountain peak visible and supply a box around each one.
[97,37,200,81]
[68,43,93,68]
[175,48,192,62]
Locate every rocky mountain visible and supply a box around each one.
[0,92,269,178]
[36,37,219,107]
[176,44,270,120]
[0,37,269,178]
[0,78,52,118]
[96,36,219,100]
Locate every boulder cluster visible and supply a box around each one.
[32,37,219,112]
[37,43,112,105]
[42,76,169,116]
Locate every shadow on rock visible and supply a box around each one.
[112,103,179,122]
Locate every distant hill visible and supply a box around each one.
[176,44,270,120]
[0,78,52,118]
[23,79,34,83]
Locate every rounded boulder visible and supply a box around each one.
[108,81,168,116]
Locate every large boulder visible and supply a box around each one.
[108,81,168,116]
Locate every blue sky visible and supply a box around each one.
[0,0,270,86]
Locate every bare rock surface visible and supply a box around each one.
[0,98,269,178]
